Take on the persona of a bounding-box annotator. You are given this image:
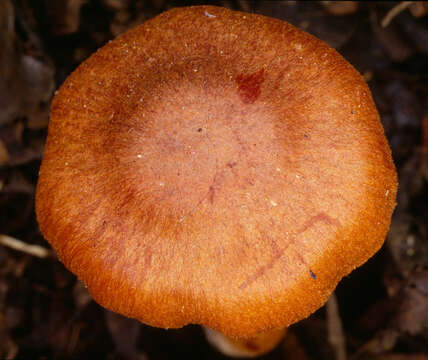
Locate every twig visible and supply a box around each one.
[422,115,428,149]
[381,1,413,27]
[326,292,347,360]
[0,234,53,258]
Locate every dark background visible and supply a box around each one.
[0,1,427,359]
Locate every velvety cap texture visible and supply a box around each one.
[36,5,397,338]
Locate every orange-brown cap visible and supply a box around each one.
[36,6,397,338]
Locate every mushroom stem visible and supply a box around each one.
[203,326,286,358]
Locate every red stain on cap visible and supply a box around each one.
[236,69,265,104]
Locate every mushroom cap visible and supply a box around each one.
[36,6,397,338]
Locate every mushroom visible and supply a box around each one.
[36,5,397,357]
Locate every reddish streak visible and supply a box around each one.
[236,69,265,104]
[208,185,216,204]
[297,213,340,235]
[239,212,340,290]
[239,237,287,290]
[137,246,153,283]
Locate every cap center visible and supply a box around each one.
[122,92,284,220]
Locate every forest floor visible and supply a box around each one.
[0,1,427,359]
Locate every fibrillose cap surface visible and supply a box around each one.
[36,6,397,338]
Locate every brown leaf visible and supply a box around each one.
[0,140,9,166]
[396,271,428,335]
[320,1,359,16]
[45,0,84,35]
[378,354,428,360]
[0,0,54,127]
